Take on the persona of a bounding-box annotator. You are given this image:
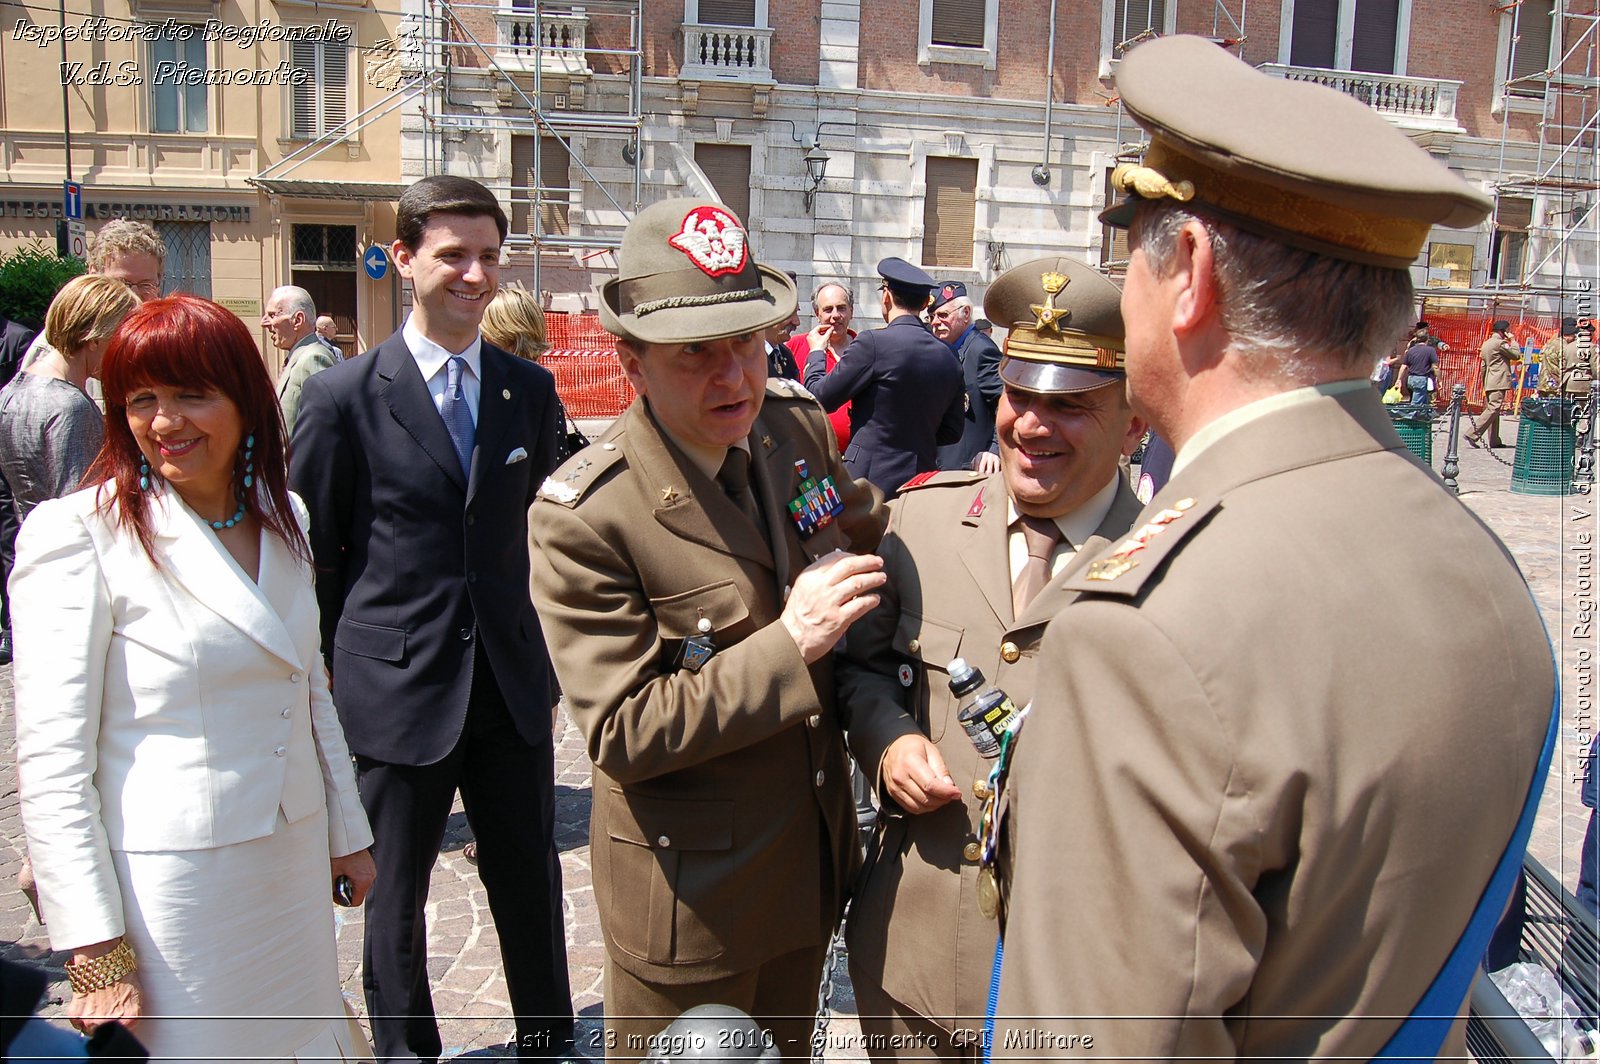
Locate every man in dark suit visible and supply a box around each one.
[0,312,37,665]
[290,175,573,1064]
[804,258,965,496]
[929,280,1001,472]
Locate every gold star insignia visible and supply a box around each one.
[1030,271,1071,335]
[662,486,679,503]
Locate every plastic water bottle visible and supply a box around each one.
[947,658,1020,760]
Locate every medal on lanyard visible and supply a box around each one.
[976,702,1032,919]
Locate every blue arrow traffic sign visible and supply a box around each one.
[363,244,389,281]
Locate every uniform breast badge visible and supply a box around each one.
[787,459,845,538]
[677,613,716,672]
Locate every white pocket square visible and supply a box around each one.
[506,447,529,465]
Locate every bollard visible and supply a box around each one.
[1442,383,1465,495]
[641,1005,781,1064]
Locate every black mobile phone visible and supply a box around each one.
[333,874,355,907]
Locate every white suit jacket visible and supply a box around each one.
[11,483,373,949]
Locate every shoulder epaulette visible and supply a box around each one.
[766,378,818,403]
[537,431,627,507]
[899,469,984,493]
[1063,493,1218,596]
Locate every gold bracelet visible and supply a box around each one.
[64,940,137,994]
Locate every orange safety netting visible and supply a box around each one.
[1411,311,1575,414]
[542,312,632,419]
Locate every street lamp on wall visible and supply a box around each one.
[802,145,830,213]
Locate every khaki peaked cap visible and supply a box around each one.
[984,256,1126,394]
[598,198,797,345]
[1102,36,1492,268]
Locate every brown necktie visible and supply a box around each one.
[1013,515,1064,617]
[717,448,763,531]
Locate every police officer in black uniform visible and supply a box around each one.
[804,258,965,496]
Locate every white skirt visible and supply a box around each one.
[112,807,373,1063]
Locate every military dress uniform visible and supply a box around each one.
[1469,330,1521,447]
[991,36,1555,1061]
[1539,321,1590,397]
[527,198,889,1063]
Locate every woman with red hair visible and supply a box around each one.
[10,294,376,1060]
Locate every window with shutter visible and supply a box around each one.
[698,0,756,26]
[149,26,207,133]
[921,157,978,270]
[511,135,535,235]
[1101,169,1130,271]
[1490,196,1532,283]
[1509,0,1554,89]
[289,35,351,139]
[1289,0,1337,67]
[931,0,984,47]
[155,221,211,299]
[1111,0,1166,56]
[1349,0,1398,73]
[540,136,571,237]
[694,144,752,225]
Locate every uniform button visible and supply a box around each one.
[1000,641,1020,664]
[815,770,826,787]
[906,638,920,654]
[274,746,286,757]
[467,571,478,583]
[459,627,473,640]
[465,514,476,526]
[656,835,670,848]
[602,442,617,451]
[807,714,821,728]
[290,672,303,683]
[973,779,989,799]
[281,707,291,718]
[962,841,980,863]
[783,585,792,602]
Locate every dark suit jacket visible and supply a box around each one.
[289,329,560,765]
[936,326,1002,471]
[804,316,965,495]
[0,317,37,385]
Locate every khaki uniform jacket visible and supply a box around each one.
[1539,335,1592,396]
[839,471,1142,1034]
[995,388,1553,1060]
[1480,333,1521,392]
[528,381,887,985]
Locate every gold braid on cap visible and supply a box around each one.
[1110,164,1195,204]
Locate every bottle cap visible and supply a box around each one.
[947,657,985,696]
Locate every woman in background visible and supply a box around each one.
[482,281,583,463]
[12,294,375,1061]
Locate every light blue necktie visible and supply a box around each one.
[441,356,475,476]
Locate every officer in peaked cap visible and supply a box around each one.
[992,36,1554,1062]
[836,256,1145,1062]
[527,198,890,1062]
[805,258,966,496]
[929,279,1004,473]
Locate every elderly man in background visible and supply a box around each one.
[263,286,338,434]
[529,198,888,1062]
[838,256,1144,1061]
[992,36,1553,1061]
[314,315,344,361]
[929,280,1002,474]
[790,281,858,450]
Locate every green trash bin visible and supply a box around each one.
[1388,405,1433,467]
[1510,398,1576,496]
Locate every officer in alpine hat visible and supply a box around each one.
[837,256,1145,1061]
[805,258,965,496]
[991,35,1553,1061]
[527,198,889,1063]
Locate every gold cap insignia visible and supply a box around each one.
[1110,163,1195,205]
[1030,272,1072,335]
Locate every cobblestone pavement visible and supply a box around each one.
[0,410,1590,1058]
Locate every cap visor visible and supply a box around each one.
[1099,196,1137,229]
[1000,356,1123,395]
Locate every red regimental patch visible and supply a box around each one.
[667,206,750,278]
[966,487,985,517]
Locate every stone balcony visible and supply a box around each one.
[1259,64,1462,133]
[679,22,774,84]
[495,8,589,75]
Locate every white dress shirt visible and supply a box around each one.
[404,316,482,425]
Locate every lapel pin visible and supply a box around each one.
[662,486,679,504]
[762,435,774,449]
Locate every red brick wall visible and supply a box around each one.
[772,0,821,85]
